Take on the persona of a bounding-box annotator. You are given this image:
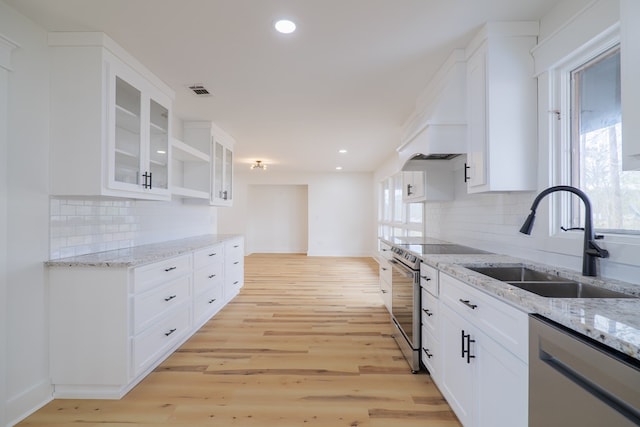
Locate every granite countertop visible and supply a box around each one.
[46,234,242,268]
[418,252,640,362]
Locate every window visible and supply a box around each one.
[378,174,424,238]
[567,45,640,234]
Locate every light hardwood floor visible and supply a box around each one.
[19,254,461,427]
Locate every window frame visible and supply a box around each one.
[551,27,640,249]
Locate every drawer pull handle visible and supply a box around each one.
[208,298,216,304]
[422,348,433,359]
[208,253,217,257]
[233,281,239,285]
[164,295,177,302]
[208,274,216,279]
[164,328,177,337]
[233,245,239,248]
[164,266,177,272]
[381,267,388,271]
[423,308,433,317]
[381,289,388,294]
[234,261,239,265]
[459,299,477,309]
[420,275,431,281]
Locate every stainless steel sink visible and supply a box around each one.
[467,266,572,283]
[505,281,635,298]
[466,265,636,299]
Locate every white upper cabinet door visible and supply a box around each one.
[465,23,539,193]
[49,32,173,200]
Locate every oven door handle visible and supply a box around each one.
[389,258,415,278]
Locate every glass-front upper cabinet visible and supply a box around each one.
[48,32,173,200]
[211,137,234,206]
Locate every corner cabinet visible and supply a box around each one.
[49,32,174,200]
[177,121,235,206]
[464,22,538,193]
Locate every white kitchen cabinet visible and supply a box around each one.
[212,136,234,206]
[378,240,393,312]
[49,32,173,200]
[465,22,538,193]
[49,254,193,398]
[621,0,640,170]
[401,160,454,203]
[48,236,244,399]
[180,121,236,206]
[225,236,245,297]
[420,263,441,381]
[193,243,225,328]
[438,272,528,427]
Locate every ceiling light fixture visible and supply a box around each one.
[274,19,296,34]
[336,166,343,170]
[251,160,267,170]
[339,149,348,154]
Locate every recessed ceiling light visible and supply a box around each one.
[338,149,348,154]
[274,19,296,34]
[336,166,343,170]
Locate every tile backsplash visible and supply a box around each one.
[50,197,217,259]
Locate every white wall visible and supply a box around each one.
[0,2,53,425]
[219,171,374,257]
[246,185,308,254]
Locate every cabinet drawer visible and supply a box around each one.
[193,262,223,295]
[421,327,440,381]
[194,285,224,324]
[133,303,191,375]
[134,254,191,294]
[379,241,392,260]
[420,263,439,296]
[379,259,392,284]
[193,244,224,270]
[225,238,244,260]
[421,288,439,334]
[134,276,191,334]
[440,273,528,361]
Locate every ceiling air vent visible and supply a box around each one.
[188,84,211,96]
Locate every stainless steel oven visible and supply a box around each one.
[389,247,421,373]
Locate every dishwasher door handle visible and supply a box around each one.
[540,348,640,425]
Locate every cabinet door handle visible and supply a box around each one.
[420,275,431,281]
[208,298,216,304]
[208,274,216,279]
[407,183,414,196]
[461,330,476,364]
[459,299,477,310]
[381,289,388,294]
[164,328,177,337]
[422,348,433,359]
[164,295,177,302]
[422,308,433,317]
[464,163,470,183]
[381,267,388,271]
[208,253,217,257]
[164,266,177,272]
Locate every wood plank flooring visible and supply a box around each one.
[18,254,461,427]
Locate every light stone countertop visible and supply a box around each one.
[416,252,640,362]
[46,234,242,268]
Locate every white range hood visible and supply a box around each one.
[398,49,467,166]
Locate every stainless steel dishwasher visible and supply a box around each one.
[529,314,640,426]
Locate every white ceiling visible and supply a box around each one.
[7,0,562,172]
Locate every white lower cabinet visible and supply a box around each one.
[435,272,528,427]
[48,236,244,399]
